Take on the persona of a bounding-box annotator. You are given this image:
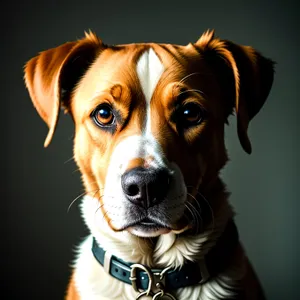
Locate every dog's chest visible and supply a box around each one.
[73,236,244,300]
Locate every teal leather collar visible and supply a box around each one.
[92,220,238,292]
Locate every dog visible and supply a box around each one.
[24,29,274,300]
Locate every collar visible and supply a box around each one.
[92,219,239,294]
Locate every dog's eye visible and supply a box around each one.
[178,103,204,127]
[91,104,115,127]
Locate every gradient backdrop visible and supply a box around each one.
[2,0,299,299]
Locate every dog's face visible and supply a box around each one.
[24,30,274,238]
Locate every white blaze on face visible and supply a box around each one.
[133,48,167,170]
[107,47,167,175]
[102,48,186,232]
[136,48,165,104]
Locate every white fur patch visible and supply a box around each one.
[136,48,164,138]
[136,48,164,104]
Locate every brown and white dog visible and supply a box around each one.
[24,30,274,300]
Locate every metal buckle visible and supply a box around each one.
[130,264,177,300]
[130,263,153,298]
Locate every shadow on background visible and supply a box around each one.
[2,0,299,299]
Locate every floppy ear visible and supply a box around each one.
[195,30,275,154]
[24,31,103,147]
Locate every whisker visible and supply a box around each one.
[67,191,91,213]
[184,202,198,231]
[186,185,215,234]
[186,200,203,233]
[67,188,101,213]
[102,209,110,224]
[94,202,105,216]
[72,168,81,174]
[91,189,102,203]
[64,156,75,164]
[171,72,202,100]
[196,190,215,234]
[178,72,202,85]
[187,192,202,215]
[178,88,204,96]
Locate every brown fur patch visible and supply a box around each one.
[65,274,80,300]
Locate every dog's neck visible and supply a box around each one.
[81,176,234,269]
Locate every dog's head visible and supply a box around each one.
[24,30,274,238]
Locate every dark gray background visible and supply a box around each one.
[2,0,299,299]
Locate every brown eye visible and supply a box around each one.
[92,104,115,127]
[178,103,204,128]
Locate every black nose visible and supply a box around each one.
[121,167,171,208]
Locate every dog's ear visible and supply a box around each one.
[24,31,103,147]
[194,30,275,154]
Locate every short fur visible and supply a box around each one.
[24,29,274,299]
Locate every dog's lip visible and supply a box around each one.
[140,221,155,225]
[120,217,171,231]
[140,217,160,226]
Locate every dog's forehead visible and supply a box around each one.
[76,43,197,101]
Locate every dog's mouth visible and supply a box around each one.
[140,218,158,226]
[123,215,192,237]
[125,217,172,237]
